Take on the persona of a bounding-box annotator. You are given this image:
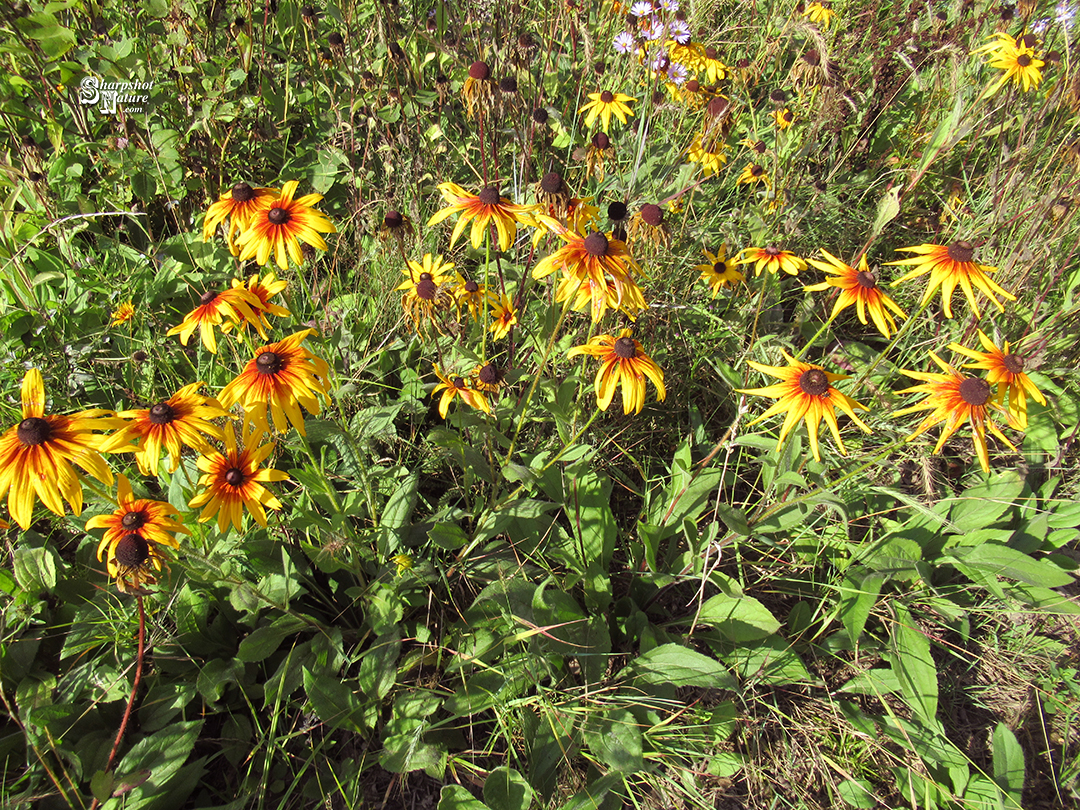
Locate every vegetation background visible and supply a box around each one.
[2,0,1080,808]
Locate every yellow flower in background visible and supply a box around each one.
[202,181,281,255]
[579,90,636,132]
[737,350,870,462]
[568,329,666,415]
[695,245,744,295]
[427,183,532,251]
[977,32,1043,95]
[235,180,336,270]
[397,253,456,331]
[886,241,1015,318]
[189,427,290,533]
[736,163,770,187]
[218,329,332,438]
[99,382,229,476]
[895,352,1016,474]
[0,369,120,529]
[948,331,1047,429]
[803,2,835,29]
[688,133,729,177]
[223,272,291,338]
[772,108,795,130]
[110,301,135,326]
[804,250,906,338]
[737,245,807,277]
[166,286,261,354]
[431,365,491,419]
[489,293,518,339]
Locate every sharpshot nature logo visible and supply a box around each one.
[78,76,153,114]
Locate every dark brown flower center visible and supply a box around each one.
[705,46,718,59]
[753,140,767,153]
[540,172,564,193]
[592,132,611,149]
[478,364,501,385]
[1002,353,1025,374]
[737,57,750,68]
[600,90,614,103]
[199,290,219,305]
[1018,33,1037,49]
[416,275,438,300]
[947,241,974,263]
[959,376,992,406]
[256,351,284,375]
[707,97,730,118]
[1017,54,1032,67]
[607,201,628,221]
[532,107,549,124]
[451,376,466,389]
[750,164,765,177]
[384,210,403,229]
[856,270,877,288]
[17,417,50,447]
[115,533,150,567]
[770,89,787,103]
[225,468,246,487]
[583,232,609,256]
[464,280,479,293]
[764,245,782,256]
[477,186,501,206]
[685,79,700,92]
[782,110,794,122]
[148,402,175,425]
[799,368,830,396]
[640,204,663,226]
[499,76,517,93]
[328,32,344,46]
[267,207,290,225]
[121,510,147,530]
[231,182,255,202]
[468,61,490,80]
[803,49,820,66]
[612,337,637,359]
[713,262,728,273]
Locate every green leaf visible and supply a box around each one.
[303,667,365,733]
[90,770,114,803]
[555,771,623,810]
[357,632,401,702]
[113,720,203,808]
[484,767,534,810]
[565,468,616,573]
[695,593,780,642]
[836,778,877,808]
[12,545,58,593]
[948,471,1023,532]
[890,603,938,724]
[196,658,243,704]
[992,722,1025,807]
[838,667,901,695]
[377,472,419,555]
[622,643,737,689]
[838,570,884,647]
[582,708,643,774]
[725,636,815,686]
[948,543,1075,588]
[753,501,810,534]
[438,785,489,810]
[869,185,901,240]
[236,615,308,663]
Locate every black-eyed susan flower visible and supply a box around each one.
[218,329,332,438]
[432,364,491,418]
[470,363,504,393]
[772,107,795,130]
[0,369,120,529]
[489,293,518,340]
[110,301,135,326]
[427,183,532,252]
[202,181,281,255]
[100,382,229,476]
[804,250,906,338]
[736,163,770,187]
[379,209,415,246]
[895,352,1016,474]
[537,172,572,220]
[88,474,188,592]
[886,241,1016,318]
[585,131,612,181]
[453,276,490,321]
[534,230,644,322]
[687,133,728,177]
[568,329,666,415]
[397,253,456,331]
[948,331,1047,429]
[626,203,670,250]
[166,286,262,354]
[462,60,496,120]
[235,180,336,270]
[559,270,647,323]
[223,272,290,338]
[737,351,870,462]
[802,1,834,29]
[701,46,729,83]
[189,427,290,533]
[695,245,744,295]
[579,90,636,132]
[737,245,807,277]
[976,32,1044,94]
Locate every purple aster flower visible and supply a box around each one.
[658,0,678,11]
[667,62,688,85]
[668,19,691,43]
[613,31,636,54]
[630,0,653,16]
[648,50,669,72]
[643,18,666,41]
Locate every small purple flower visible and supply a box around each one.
[668,19,691,43]
[648,50,669,72]
[658,0,678,11]
[667,62,688,85]
[630,0,653,16]
[643,18,666,41]
[613,31,636,54]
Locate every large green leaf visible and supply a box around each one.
[695,592,780,642]
[484,767,535,810]
[948,543,1075,588]
[992,722,1025,807]
[948,471,1024,532]
[302,667,365,733]
[582,708,643,774]
[890,603,938,725]
[622,643,737,689]
[236,615,308,663]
